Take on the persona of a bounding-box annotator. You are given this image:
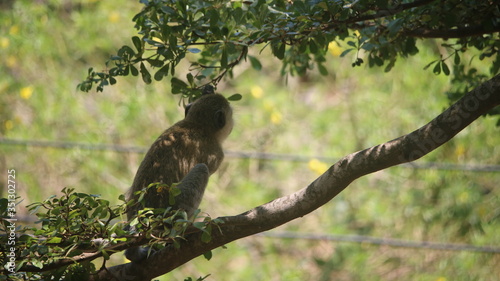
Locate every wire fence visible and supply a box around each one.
[257,231,500,254]
[2,137,500,254]
[2,138,500,172]
[9,215,500,254]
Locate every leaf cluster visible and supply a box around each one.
[79,0,500,99]
[0,186,221,280]
[128,182,223,251]
[1,187,116,280]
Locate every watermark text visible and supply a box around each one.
[6,169,17,273]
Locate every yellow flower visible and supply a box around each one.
[20,86,34,100]
[108,11,120,23]
[4,120,13,131]
[0,37,9,49]
[455,144,465,158]
[308,159,329,175]
[270,110,282,124]
[328,41,342,57]
[6,55,17,68]
[458,192,469,203]
[9,25,19,35]
[251,85,263,99]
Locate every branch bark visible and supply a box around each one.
[345,0,436,23]
[93,74,500,281]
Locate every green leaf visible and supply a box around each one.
[171,77,188,88]
[371,55,384,67]
[147,58,164,67]
[340,48,354,57]
[249,55,262,70]
[169,35,178,50]
[207,9,219,28]
[221,26,229,37]
[454,52,461,65]
[433,61,441,75]
[293,0,308,14]
[140,62,152,84]
[387,18,403,36]
[221,47,228,68]
[132,36,142,53]
[384,59,395,72]
[171,77,188,94]
[298,40,308,53]
[203,250,213,260]
[46,237,62,244]
[31,259,44,269]
[169,185,181,197]
[441,61,450,75]
[117,45,135,58]
[154,63,170,81]
[199,222,213,243]
[161,6,176,15]
[186,73,194,85]
[130,65,139,76]
[273,42,286,60]
[101,250,110,260]
[227,93,242,101]
[317,63,328,75]
[404,37,418,55]
[309,40,318,54]
[193,221,206,230]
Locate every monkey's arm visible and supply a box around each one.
[175,163,209,217]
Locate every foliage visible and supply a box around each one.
[1,0,499,280]
[79,0,499,108]
[0,186,220,279]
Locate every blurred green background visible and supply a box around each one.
[1,1,499,280]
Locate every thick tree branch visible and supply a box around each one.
[93,74,500,281]
[346,0,436,23]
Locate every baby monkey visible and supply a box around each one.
[125,93,233,262]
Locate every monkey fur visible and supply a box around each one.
[125,93,233,262]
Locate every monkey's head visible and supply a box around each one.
[184,94,233,143]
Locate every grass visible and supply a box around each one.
[1,1,499,280]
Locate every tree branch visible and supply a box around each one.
[346,0,437,23]
[404,25,500,38]
[93,74,500,281]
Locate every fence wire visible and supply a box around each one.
[2,137,500,254]
[1,138,499,172]
[257,231,500,254]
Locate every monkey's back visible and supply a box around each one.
[127,120,223,219]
